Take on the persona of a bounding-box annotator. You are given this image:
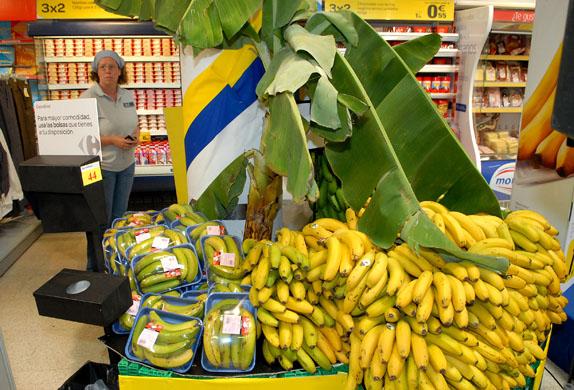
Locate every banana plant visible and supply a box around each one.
[95,0,508,272]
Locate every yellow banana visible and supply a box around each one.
[323,236,342,281]
[366,252,389,288]
[416,285,434,323]
[360,325,384,368]
[420,200,449,215]
[395,320,411,359]
[443,213,467,247]
[412,270,434,304]
[386,255,406,295]
[410,332,429,370]
[378,323,396,363]
[433,271,452,308]
[450,211,486,241]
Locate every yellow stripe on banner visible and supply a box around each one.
[533,328,552,390]
[164,106,188,203]
[182,45,259,131]
[119,372,347,390]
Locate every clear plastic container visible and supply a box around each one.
[123,226,189,262]
[131,244,202,295]
[201,292,257,372]
[125,308,202,373]
[184,220,227,271]
[200,235,246,286]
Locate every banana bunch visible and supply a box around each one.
[189,221,227,260]
[141,293,207,319]
[517,44,574,177]
[312,149,350,221]
[133,247,199,294]
[113,211,155,229]
[130,309,200,369]
[243,204,570,389]
[203,235,247,284]
[163,203,208,227]
[125,227,188,261]
[203,298,256,370]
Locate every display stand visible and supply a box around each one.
[18,155,107,271]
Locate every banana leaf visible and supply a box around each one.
[194,153,248,219]
[155,0,192,34]
[178,0,223,49]
[394,34,441,74]
[262,93,316,201]
[341,13,501,216]
[214,0,260,40]
[307,14,507,272]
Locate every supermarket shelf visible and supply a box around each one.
[475,107,522,113]
[47,82,181,90]
[379,32,459,42]
[134,164,173,176]
[436,48,459,57]
[44,55,180,63]
[474,81,527,87]
[429,93,456,99]
[149,130,168,136]
[137,109,164,115]
[47,83,89,90]
[479,54,529,61]
[419,65,458,73]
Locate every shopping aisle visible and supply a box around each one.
[0,232,108,390]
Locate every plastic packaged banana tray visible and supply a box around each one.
[125,308,203,373]
[131,244,203,295]
[201,292,257,373]
[201,235,246,287]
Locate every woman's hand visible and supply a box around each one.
[112,135,137,150]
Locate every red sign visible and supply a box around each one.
[493,9,535,24]
[0,0,36,21]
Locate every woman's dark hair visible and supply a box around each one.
[90,67,128,85]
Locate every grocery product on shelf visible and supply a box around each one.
[39,36,182,177]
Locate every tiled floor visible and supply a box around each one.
[0,231,571,389]
[0,232,108,390]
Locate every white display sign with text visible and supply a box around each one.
[34,99,101,157]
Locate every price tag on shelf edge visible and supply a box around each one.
[324,0,454,22]
[80,161,102,187]
[222,314,242,335]
[160,255,182,272]
[152,236,170,250]
[137,328,159,351]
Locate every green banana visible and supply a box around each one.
[141,279,180,293]
[296,348,317,374]
[156,327,199,344]
[303,343,332,370]
[119,312,135,330]
[143,348,193,369]
[134,251,172,275]
[131,313,149,360]
[203,310,222,366]
[239,308,256,370]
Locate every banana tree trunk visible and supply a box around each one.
[243,154,283,241]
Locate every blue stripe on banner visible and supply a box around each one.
[184,58,265,169]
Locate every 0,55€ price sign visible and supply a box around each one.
[324,0,454,22]
[80,161,102,187]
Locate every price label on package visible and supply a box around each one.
[152,236,170,249]
[135,232,151,244]
[160,255,181,272]
[222,314,242,335]
[206,225,225,235]
[219,253,236,267]
[137,328,159,351]
[127,295,141,316]
[80,161,102,186]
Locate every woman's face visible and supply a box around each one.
[97,57,121,88]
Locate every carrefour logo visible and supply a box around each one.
[489,162,515,195]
